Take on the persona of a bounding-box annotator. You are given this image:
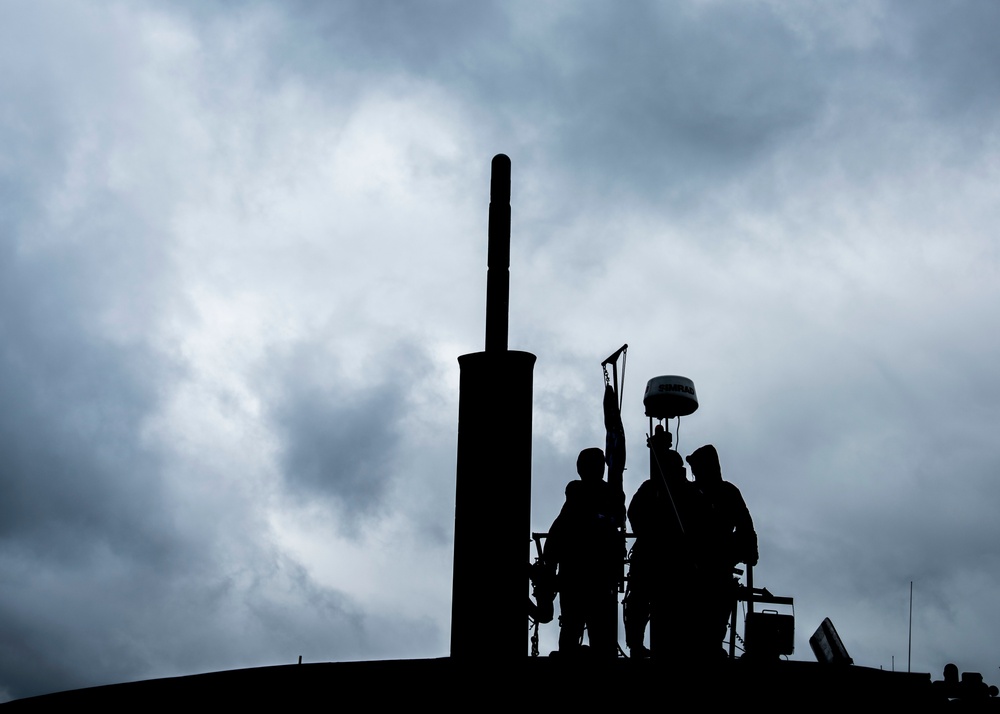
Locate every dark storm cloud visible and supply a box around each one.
[287,0,507,73]
[273,380,400,515]
[900,1,1000,119]
[0,220,179,698]
[0,35,179,557]
[519,4,823,191]
[0,12,188,691]
[227,1,825,208]
[267,340,435,529]
[0,203,170,553]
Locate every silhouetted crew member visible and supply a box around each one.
[624,442,697,658]
[544,448,620,656]
[686,444,758,651]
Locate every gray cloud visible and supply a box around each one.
[266,340,435,527]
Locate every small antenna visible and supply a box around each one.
[908,580,913,673]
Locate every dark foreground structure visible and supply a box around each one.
[5,658,966,709]
[7,156,997,710]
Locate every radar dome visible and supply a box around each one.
[643,376,698,419]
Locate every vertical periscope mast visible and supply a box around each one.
[452,155,536,659]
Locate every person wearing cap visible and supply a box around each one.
[544,447,621,657]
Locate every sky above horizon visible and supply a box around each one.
[3,0,1000,700]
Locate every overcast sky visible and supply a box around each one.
[3,0,1000,700]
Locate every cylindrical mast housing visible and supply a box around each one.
[452,154,536,659]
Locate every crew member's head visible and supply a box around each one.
[686,444,722,486]
[576,448,606,482]
[659,449,686,479]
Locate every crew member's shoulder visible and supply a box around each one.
[631,480,655,498]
